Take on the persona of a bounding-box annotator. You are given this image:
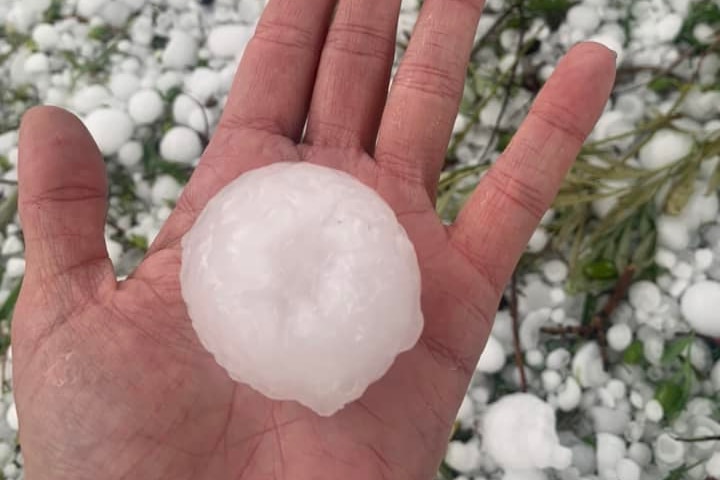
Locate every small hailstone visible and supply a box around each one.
[527,228,548,253]
[24,52,50,74]
[77,0,107,17]
[85,109,134,156]
[173,94,201,125]
[181,163,423,415]
[105,238,123,266]
[541,259,568,284]
[638,130,693,170]
[566,5,600,32]
[163,30,199,69]
[556,377,581,411]
[607,380,627,400]
[483,394,572,470]
[526,349,544,368]
[707,451,720,478]
[456,395,474,426]
[550,308,565,323]
[128,89,165,125]
[445,440,483,474]
[596,433,626,477]
[627,442,652,467]
[681,187,719,230]
[502,469,547,480]
[571,443,596,475]
[1,236,23,256]
[32,23,59,51]
[644,399,664,422]
[694,24,716,44]
[546,348,570,370]
[572,342,609,387]
[476,335,506,374]
[681,281,720,337]
[208,25,253,58]
[616,458,641,480]
[628,281,661,312]
[185,68,221,103]
[110,72,141,101]
[642,335,664,365]
[607,324,633,352]
[4,402,18,431]
[541,370,562,392]
[655,14,684,43]
[5,258,25,278]
[654,433,685,468]
[2,464,18,479]
[657,215,690,251]
[151,175,182,206]
[668,278,689,298]
[72,85,111,114]
[0,131,17,156]
[694,249,714,271]
[160,126,203,164]
[118,141,143,167]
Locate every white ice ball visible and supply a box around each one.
[84,108,134,156]
[128,89,164,125]
[483,393,572,470]
[207,24,253,58]
[476,335,506,374]
[180,163,423,416]
[160,126,203,164]
[638,130,693,170]
[681,281,720,337]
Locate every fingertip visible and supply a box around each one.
[19,106,87,146]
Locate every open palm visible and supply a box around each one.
[12,1,615,479]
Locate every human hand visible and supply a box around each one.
[12,1,615,478]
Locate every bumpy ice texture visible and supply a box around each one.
[180,162,424,416]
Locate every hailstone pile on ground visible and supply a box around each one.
[180,162,423,416]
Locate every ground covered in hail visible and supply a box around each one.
[0,0,719,479]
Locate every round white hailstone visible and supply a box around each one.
[541,370,562,392]
[208,24,253,58]
[110,72,141,101]
[526,349,544,368]
[571,443,596,475]
[672,261,693,280]
[84,109,134,156]
[628,442,652,467]
[629,281,662,312]
[24,52,49,74]
[118,141,143,167]
[638,130,693,170]
[655,248,677,269]
[681,187,719,230]
[0,442,11,464]
[546,348,570,370]
[1,236,23,256]
[0,130,17,156]
[616,458,641,480]
[476,335,506,374]
[707,451,720,478]
[607,324,633,352]
[128,89,165,125]
[566,5,600,32]
[186,68,221,103]
[541,259,568,284]
[556,377,581,412]
[596,433,626,477]
[642,335,664,365]
[5,258,25,278]
[644,399,664,422]
[654,433,685,468]
[694,24,715,44]
[100,1,130,28]
[77,0,106,17]
[162,30,199,69]
[482,394,572,470]
[502,469,547,480]
[188,108,212,134]
[519,309,551,350]
[445,440,483,474]
[151,175,182,206]
[160,126,203,164]
[32,23,59,51]
[456,395,474,426]
[657,215,690,251]
[173,94,201,125]
[655,14,684,43]
[5,402,18,431]
[668,278,690,298]
[606,380,627,400]
[72,84,111,114]
[526,228,548,253]
[2,464,18,478]
[694,249,714,271]
[180,163,423,415]
[680,281,720,337]
[572,342,609,387]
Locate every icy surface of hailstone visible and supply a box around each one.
[181,163,423,416]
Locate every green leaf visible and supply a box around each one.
[128,235,148,251]
[664,172,697,215]
[0,278,22,322]
[662,336,693,364]
[623,340,644,365]
[654,381,688,420]
[583,259,618,280]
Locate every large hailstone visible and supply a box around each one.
[181,162,424,416]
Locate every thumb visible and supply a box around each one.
[17,106,115,301]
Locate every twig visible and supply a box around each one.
[672,435,720,443]
[541,265,637,369]
[510,273,527,392]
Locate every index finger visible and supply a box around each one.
[450,42,617,291]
